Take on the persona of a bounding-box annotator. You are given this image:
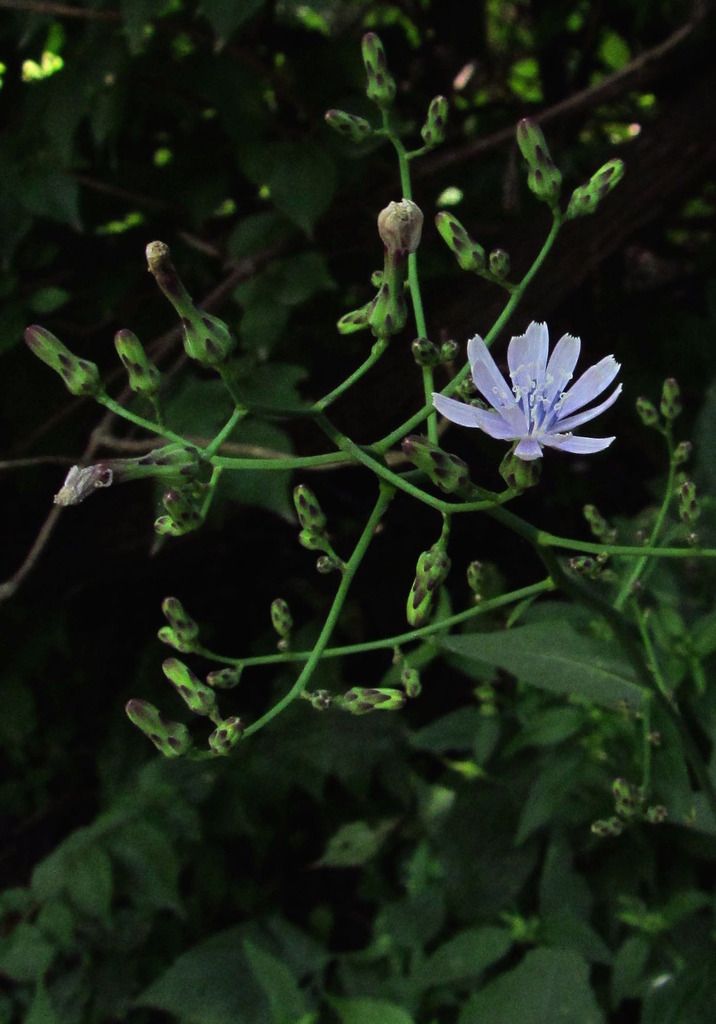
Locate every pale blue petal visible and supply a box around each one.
[559,355,620,417]
[541,433,616,454]
[543,333,581,404]
[466,334,516,412]
[508,321,549,382]
[431,393,481,428]
[514,437,544,460]
[432,393,519,439]
[554,384,622,433]
[468,407,522,440]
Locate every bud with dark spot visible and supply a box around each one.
[406,540,451,627]
[566,159,624,219]
[377,200,424,255]
[339,686,406,715]
[499,448,542,490]
[125,699,191,758]
[162,658,218,718]
[208,716,244,755]
[401,434,471,495]
[271,598,293,650]
[636,396,659,427]
[158,596,199,653]
[361,32,396,108]
[411,337,440,367]
[207,666,243,689]
[516,118,562,205]
[660,377,681,420]
[435,212,485,272]
[401,666,422,698]
[420,95,448,148]
[325,109,373,143]
[24,325,103,397]
[489,249,510,279]
[114,329,161,398]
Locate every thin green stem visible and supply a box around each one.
[217,363,248,412]
[200,465,223,520]
[197,578,556,669]
[313,338,389,412]
[204,406,247,459]
[211,450,353,471]
[614,428,676,609]
[640,694,653,798]
[632,601,671,700]
[97,395,187,447]
[374,212,562,454]
[242,485,395,738]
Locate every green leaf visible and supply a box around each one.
[515,753,583,843]
[418,926,512,988]
[217,419,295,520]
[599,31,631,70]
[641,960,716,1023]
[228,211,293,261]
[441,621,645,710]
[409,708,482,753]
[66,846,113,921]
[459,948,604,1024]
[24,982,60,1024]
[107,821,182,913]
[328,997,415,1024]
[268,144,337,235]
[243,940,307,1024]
[201,0,266,42]
[0,923,55,982]
[29,287,70,314]
[316,820,395,868]
[611,935,650,1007]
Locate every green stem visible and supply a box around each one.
[200,465,223,520]
[242,485,395,737]
[97,395,187,447]
[204,406,247,459]
[614,428,676,609]
[198,578,555,669]
[217,363,248,412]
[211,451,353,471]
[313,337,389,412]
[374,212,562,454]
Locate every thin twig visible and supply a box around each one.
[0,0,119,18]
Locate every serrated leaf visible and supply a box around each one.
[441,622,645,710]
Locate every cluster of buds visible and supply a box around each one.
[401,435,471,495]
[293,484,344,570]
[270,598,293,651]
[592,779,668,838]
[146,241,235,368]
[158,597,199,653]
[25,325,104,398]
[410,337,458,367]
[406,528,451,626]
[155,480,206,537]
[612,777,644,819]
[583,504,617,544]
[208,716,244,755]
[677,479,699,544]
[435,212,513,290]
[568,553,611,580]
[125,699,191,758]
[566,159,624,219]
[516,118,562,207]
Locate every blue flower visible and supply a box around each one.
[432,322,621,461]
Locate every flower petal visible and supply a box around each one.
[543,333,581,405]
[554,383,622,433]
[507,321,549,383]
[541,433,616,455]
[559,355,620,418]
[514,437,543,460]
[466,334,517,412]
[432,394,518,439]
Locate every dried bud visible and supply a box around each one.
[566,159,624,219]
[420,95,449,148]
[162,658,218,717]
[361,32,396,108]
[125,699,191,758]
[411,337,441,367]
[114,329,160,398]
[516,118,562,205]
[340,686,406,715]
[636,396,659,427]
[377,199,424,255]
[660,377,681,420]
[402,435,471,495]
[488,249,510,279]
[406,542,451,627]
[324,109,373,143]
[435,212,486,272]
[25,325,103,397]
[590,816,624,838]
[208,716,244,755]
[54,464,113,506]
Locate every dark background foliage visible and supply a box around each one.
[1,1,716,1021]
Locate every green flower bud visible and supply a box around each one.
[401,666,422,698]
[401,434,471,495]
[340,686,406,715]
[516,118,562,205]
[466,560,483,596]
[367,258,408,337]
[162,596,199,641]
[208,716,243,755]
[636,396,659,427]
[566,159,624,219]
[612,777,643,819]
[306,689,332,710]
[678,479,699,525]
[160,487,203,535]
[645,805,668,824]
[583,504,616,542]
[569,555,600,578]
[590,816,624,838]
[411,337,441,367]
[660,377,681,420]
[206,666,243,689]
[406,542,451,627]
[125,699,191,758]
[316,554,342,574]
[154,515,184,537]
[146,241,235,367]
[337,301,373,335]
[439,340,459,363]
[434,212,486,272]
[293,484,327,532]
[162,658,218,717]
[324,108,373,142]
[270,598,293,645]
[361,32,396,109]
[114,329,160,398]
[157,626,195,653]
[421,95,449,148]
[377,200,424,255]
[298,528,327,551]
[489,249,510,279]
[370,269,384,288]
[673,440,692,466]
[24,325,104,397]
[499,448,541,490]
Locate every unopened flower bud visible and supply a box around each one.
[316,554,341,574]
[306,689,332,710]
[516,119,562,205]
[499,448,541,489]
[406,542,451,627]
[24,325,104,397]
[206,666,243,689]
[270,598,293,644]
[435,212,485,272]
[645,805,668,824]
[569,555,599,577]
[162,596,199,640]
[678,479,699,525]
[361,32,396,108]
[368,269,408,337]
[636,396,659,427]
[583,504,616,542]
[293,484,327,532]
[590,816,624,838]
[411,337,440,366]
[420,95,448,148]
[162,658,218,717]
[146,241,235,367]
[439,340,459,362]
[489,249,510,279]
[402,434,471,495]
[208,716,244,755]
[114,329,160,398]
[160,487,203,534]
[337,302,373,335]
[324,109,373,143]
[466,560,483,595]
[377,200,424,255]
[125,698,191,758]
[612,777,642,818]
[660,377,681,420]
[401,666,422,698]
[673,441,692,466]
[566,159,624,219]
[340,686,406,715]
